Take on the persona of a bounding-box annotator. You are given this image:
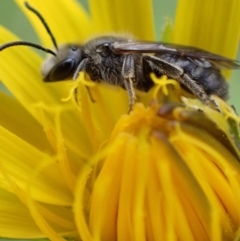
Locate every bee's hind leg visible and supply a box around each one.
[143,55,219,109]
[122,54,136,113]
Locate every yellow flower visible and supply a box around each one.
[174,0,240,59]
[0,0,240,241]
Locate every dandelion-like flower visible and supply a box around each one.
[0,0,240,241]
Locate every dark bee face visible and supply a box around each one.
[41,44,83,82]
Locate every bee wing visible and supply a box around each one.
[111,41,240,69]
[189,57,240,69]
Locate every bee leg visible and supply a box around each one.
[181,74,221,111]
[179,73,211,106]
[86,86,96,102]
[73,58,88,80]
[123,78,136,113]
[73,82,95,103]
[143,55,214,107]
[74,87,78,103]
[72,59,96,102]
[122,54,136,113]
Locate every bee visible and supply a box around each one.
[0,2,239,112]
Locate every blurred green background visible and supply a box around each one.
[0,0,239,112]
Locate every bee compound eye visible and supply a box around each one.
[102,43,110,48]
[44,59,76,82]
[96,43,111,53]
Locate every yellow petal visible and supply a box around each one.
[75,104,240,241]
[0,188,77,239]
[15,0,92,45]
[0,26,72,107]
[0,27,94,159]
[89,0,155,40]
[174,0,240,59]
[0,189,43,238]
[0,126,72,205]
[0,91,51,152]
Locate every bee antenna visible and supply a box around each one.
[24,1,59,51]
[0,41,56,56]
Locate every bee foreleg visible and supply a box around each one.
[143,55,212,107]
[122,54,136,113]
[73,58,88,80]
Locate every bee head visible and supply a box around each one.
[42,44,83,82]
[0,2,85,82]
